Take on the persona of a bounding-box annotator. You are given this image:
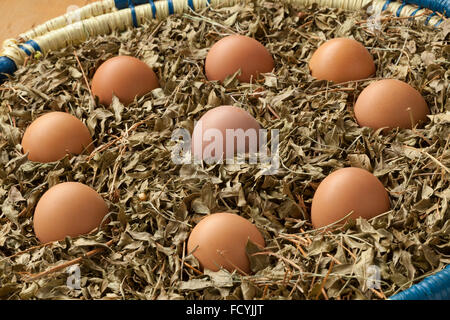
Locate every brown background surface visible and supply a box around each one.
[0,0,97,45]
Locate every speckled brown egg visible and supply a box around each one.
[33,182,109,243]
[205,35,274,83]
[309,38,376,83]
[311,167,390,229]
[91,55,159,106]
[354,79,430,130]
[191,105,261,162]
[21,112,94,163]
[187,212,265,274]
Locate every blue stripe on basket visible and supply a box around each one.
[434,18,444,28]
[425,12,436,25]
[389,265,450,300]
[117,0,156,18]
[18,45,31,56]
[397,1,407,16]
[0,56,18,82]
[410,7,422,16]
[115,0,129,10]
[25,40,42,52]
[434,18,444,26]
[382,0,392,11]
[404,0,450,18]
[188,0,194,10]
[168,0,174,14]
[18,40,41,56]
[133,0,150,5]
[128,0,139,27]
[149,0,156,18]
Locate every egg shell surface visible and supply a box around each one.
[311,167,390,229]
[191,105,261,162]
[187,212,265,274]
[21,111,94,163]
[91,55,159,106]
[205,35,274,83]
[354,79,429,130]
[33,182,109,243]
[309,38,376,83]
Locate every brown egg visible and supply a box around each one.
[205,35,274,83]
[33,182,109,243]
[354,79,430,130]
[21,112,94,163]
[311,167,390,229]
[191,105,261,162]
[309,38,376,83]
[91,55,159,106]
[187,212,265,274]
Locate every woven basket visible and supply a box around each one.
[0,0,449,300]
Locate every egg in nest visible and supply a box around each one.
[21,112,93,163]
[309,38,376,83]
[91,55,160,106]
[205,35,274,83]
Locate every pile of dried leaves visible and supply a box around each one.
[0,0,449,300]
